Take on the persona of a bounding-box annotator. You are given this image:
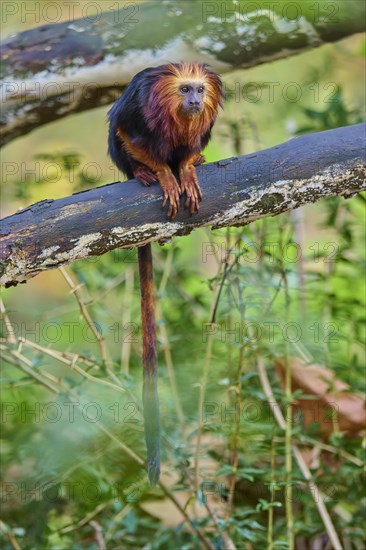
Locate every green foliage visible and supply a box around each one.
[295,86,363,134]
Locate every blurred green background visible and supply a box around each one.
[1,1,365,549]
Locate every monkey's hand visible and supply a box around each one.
[179,162,203,215]
[156,169,181,218]
[133,164,158,186]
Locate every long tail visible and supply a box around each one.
[137,243,160,485]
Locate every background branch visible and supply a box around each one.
[1,0,364,146]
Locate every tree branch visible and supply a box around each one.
[1,124,365,288]
[1,0,365,146]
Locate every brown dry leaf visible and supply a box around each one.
[275,357,366,439]
[140,433,226,527]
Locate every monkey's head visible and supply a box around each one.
[146,62,224,127]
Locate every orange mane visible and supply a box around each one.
[143,63,223,151]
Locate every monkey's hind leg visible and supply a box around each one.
[133,164,158,186]
[193,154,205,166]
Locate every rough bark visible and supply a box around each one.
[1,0,365,146]
[1,124,365,288]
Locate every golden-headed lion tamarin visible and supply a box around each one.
[108,62,223,484]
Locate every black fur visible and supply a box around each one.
[107,65,213,179]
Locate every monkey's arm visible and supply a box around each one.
[116,128,181,218]
[179,152,204,215]
[179,124,213,214]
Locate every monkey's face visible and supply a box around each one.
[178,82,205,116]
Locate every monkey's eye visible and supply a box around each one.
[180,86,189,94]
[197,86,205,93]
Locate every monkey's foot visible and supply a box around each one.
[157,173,181,218]
[133,165,158,186]
[193,154,205,166]
[179,165,203,215]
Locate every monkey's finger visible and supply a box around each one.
[184,195,198,215]
[168,201,178,219]
[174,194,181,211]
[191,198,199,215]
[190,188,199,206]
[184,190,194,209]
[173,191,180,206]
[193,181,203,200]
[168,192,180,218]
[169,203,177,218]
